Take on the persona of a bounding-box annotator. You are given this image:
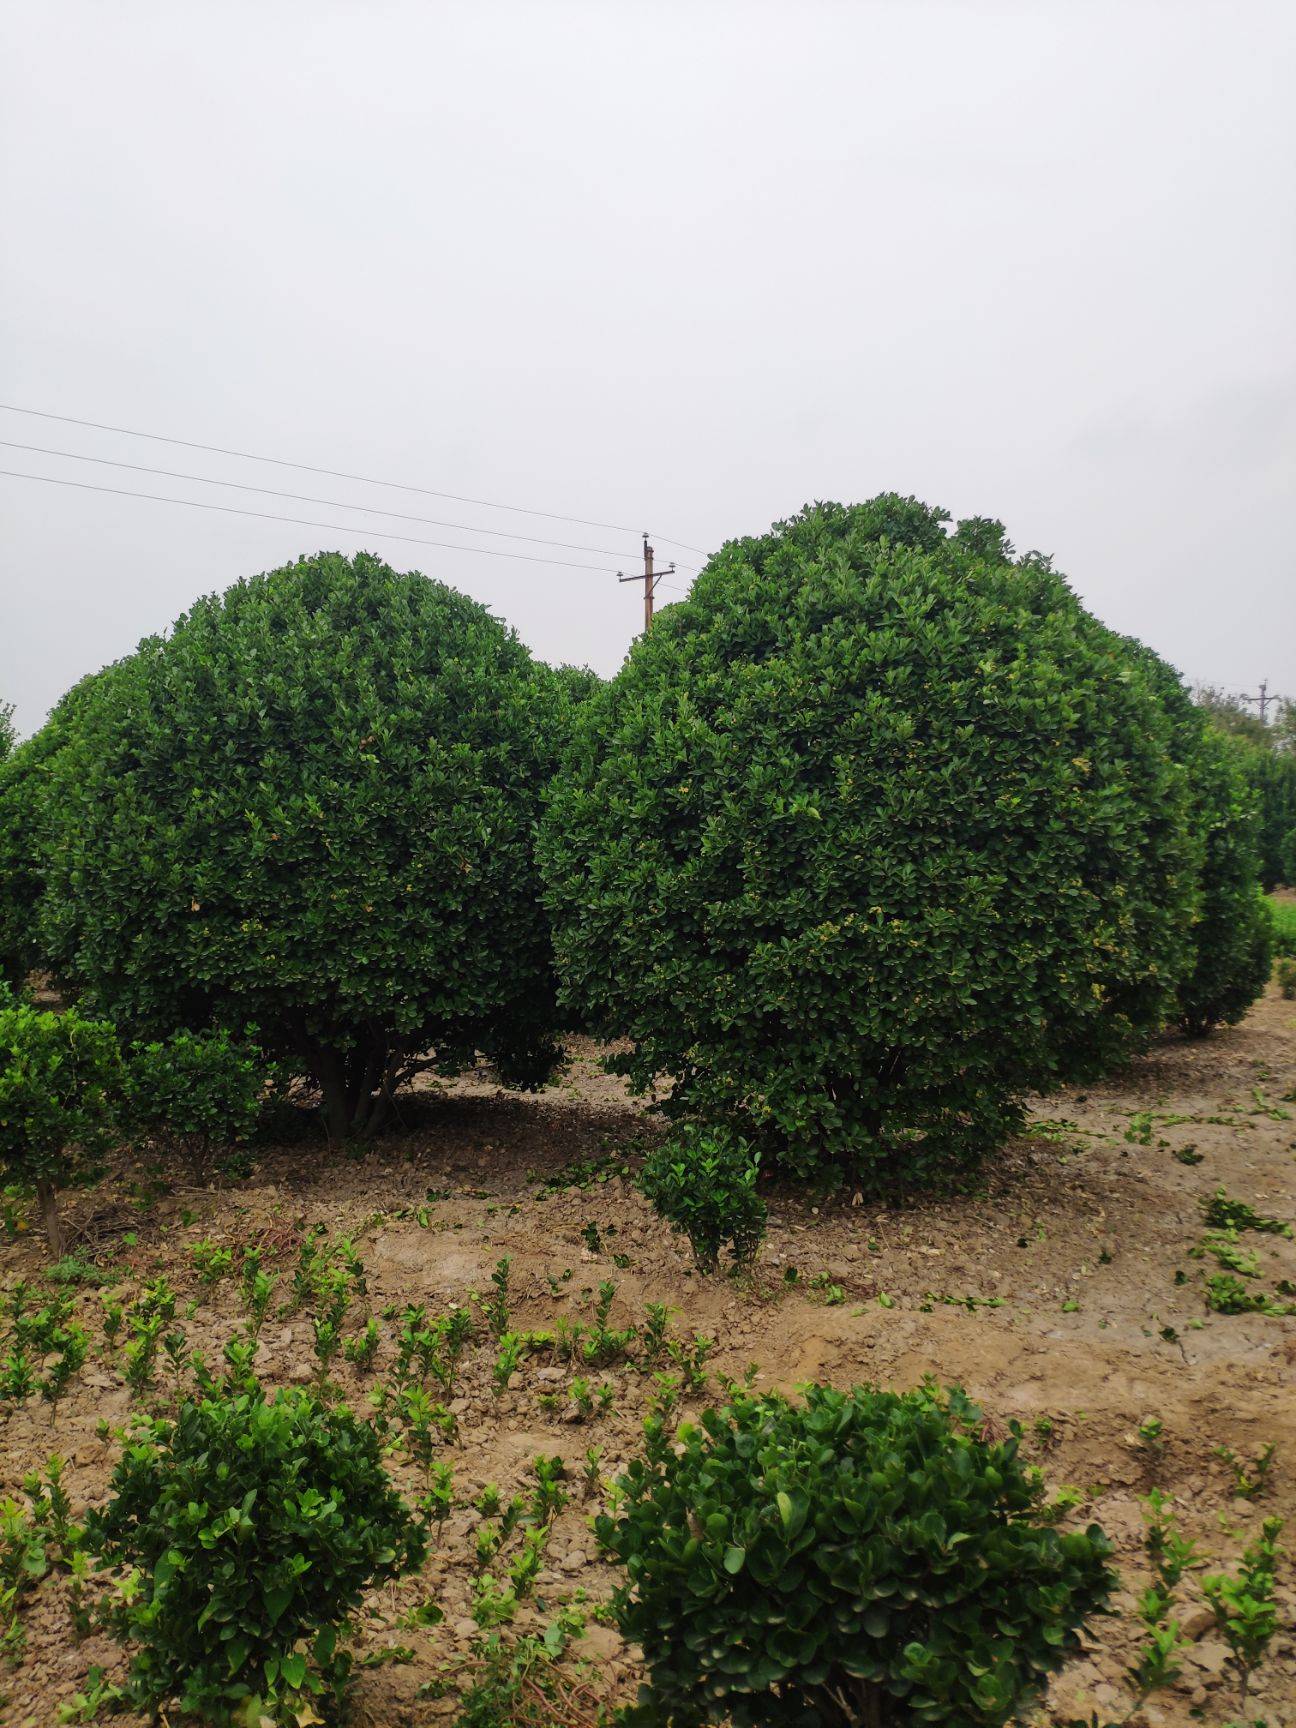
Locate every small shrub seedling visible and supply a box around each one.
[599,1381,1115,1727]
[1202,1187,1292,1236]
[527,1456,568,1525]
[1214,1442,1277,1501]
[484,1257,511,1338]
[639,1127,765,1272]
[1202,1516,1285,1709]
[344,1316,381,1372]
[1125,1490,1196,1705]
[86,1386,426,1721]
[190,1240,234,1288]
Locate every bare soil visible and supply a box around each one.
[2,986,1295,1727]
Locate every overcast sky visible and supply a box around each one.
[2,1,1293,736]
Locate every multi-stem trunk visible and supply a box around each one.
[807,1673,885,1728]
[313,1040,396,1142]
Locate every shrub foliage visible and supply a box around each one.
[639,1126,766,1271]
[0,997,120,1255]
[37,552,563,1137]
[124,1027,271,1156]
[542,499,1195,1184]
[0,669,130,989]
[1121,647,1272,1035]
[1245,748,1296,890]
[598,1381,1115,1727]
[1174,733,1272,1035]
[87,1387,425,1719]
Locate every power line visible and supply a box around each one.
[651,532,708,558]
[0,438,642,561]
[0,468,627,574]
[0,402,700,549]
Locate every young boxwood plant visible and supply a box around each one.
[86,1386,425,1721]
[123,1027,270,1162]
[598,1381,1115,1728]
[0,999,121,1255]
[639,1126,766,1272]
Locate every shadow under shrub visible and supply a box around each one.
[87,1386,425,1721]
[598,1381,1114,1728]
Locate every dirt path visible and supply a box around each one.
[2,989,1294,1726]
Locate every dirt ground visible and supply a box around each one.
[2,983,1295,1727]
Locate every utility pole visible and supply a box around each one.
[1241,679,1281,724]
[618,533,674,632]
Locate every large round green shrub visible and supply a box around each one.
[38,551,563,1137]
[87,1387,425,1719]
[597,1382,1115,1728]
[540,499,1195,1184]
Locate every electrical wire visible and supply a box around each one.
[0,402,705,550]
[0,468,628,573]
[0,439,643,561]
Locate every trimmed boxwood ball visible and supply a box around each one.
[87,1387,425,1720]
[37,551,564,1138]
[540,498,1196,1184]
[597,1382,1115,1728]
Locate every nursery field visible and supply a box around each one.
[2,980,1294,1728]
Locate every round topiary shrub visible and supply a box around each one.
[38,551,564,1137]
[597,1382,1115,1728]
[87,1386,426,1720]
[541,499,1195,1185]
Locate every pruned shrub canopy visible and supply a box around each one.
[598,1382,1115,1727]
[540,499,1196,1183]
[38,551,562,1135]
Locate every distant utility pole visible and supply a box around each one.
[1241,679,1281,724]
[618,533,674,632]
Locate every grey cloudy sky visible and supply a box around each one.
[2,0,1293,736]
